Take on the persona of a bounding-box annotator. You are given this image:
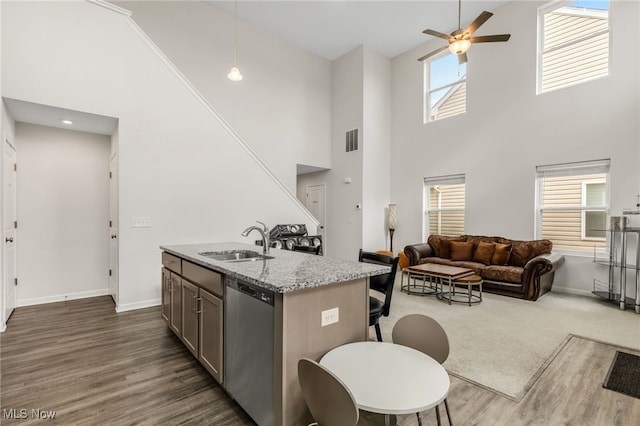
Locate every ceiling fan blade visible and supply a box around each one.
[417,45,449,62]
[465,11,493,35]
[470,34,511,43]
[422,29,452,40]
[458,52,468,65]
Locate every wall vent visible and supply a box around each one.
[345,129,359,152]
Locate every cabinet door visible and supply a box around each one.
[199,289,224,384]
[169,274,182,336]
[161,268,171,323]
[181,281,199,357]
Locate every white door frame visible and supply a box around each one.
[2,135,17,331]
[109,152,119,307]
[306,183,326,245]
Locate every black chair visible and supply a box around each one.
[358,249,399,342]
[293,245,321,255]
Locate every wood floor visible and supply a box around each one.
[1,296,639,425]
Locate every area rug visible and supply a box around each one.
[603,351,640,399]
[378,275,640,401]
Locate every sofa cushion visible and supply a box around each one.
[473,242,496,265]
[440,240,452,259]
[427,235,466,258]
[466,235,501,246]
[491,243,512,265]
[483,265,523,284]
[509,239,552,267]
[418,257,449,266]
[450,241,475,261]
[418,257,487,275]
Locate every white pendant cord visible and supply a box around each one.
[228,1,243,81]
[233,0,239,67]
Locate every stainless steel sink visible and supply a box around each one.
[199,250,274,262]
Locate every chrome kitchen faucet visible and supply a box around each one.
[241,221,270,254]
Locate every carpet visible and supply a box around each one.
[378,274,640,401]
[603,351,640,399]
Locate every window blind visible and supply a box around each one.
[536,159,610,178]
[424,173,466,186]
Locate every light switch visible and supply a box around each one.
[132,217,152,228]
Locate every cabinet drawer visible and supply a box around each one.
[162,252,182,274]
[182,261,223,297]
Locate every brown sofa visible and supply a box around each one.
[404,235,565,301]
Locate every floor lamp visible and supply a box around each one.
[388,204,397,253]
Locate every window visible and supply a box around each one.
[535,159,610,253]
[582,180,606,239]
[424,174,465,237]
[538,0,610,94]
[425,53,466,122]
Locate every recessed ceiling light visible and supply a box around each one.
[61,119,73,125]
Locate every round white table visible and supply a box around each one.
[320,341,450,420]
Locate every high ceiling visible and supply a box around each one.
[3,1,511,136]
[206,0,510,60]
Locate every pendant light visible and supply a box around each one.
[227,0,243,81]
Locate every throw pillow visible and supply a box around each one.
[440,239,452,259]
[473,241,496,265]
[450,241,474,261]
[491,243,512,265]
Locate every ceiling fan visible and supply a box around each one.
[418,0,511,64]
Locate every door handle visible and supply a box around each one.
[5,237,13,243]
[111,234,117,239]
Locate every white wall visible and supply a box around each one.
[362,48,392,253]
[390,0,640,295]
[16,123,110,305]
[116,1,332,192]
[323,45,393,259]
[2,1,317,311]
[326,47,364,260]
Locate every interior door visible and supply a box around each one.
[109,153,118,305]
[3,137,17,324]
[306,184,326,239]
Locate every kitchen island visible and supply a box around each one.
[159,242,389,426]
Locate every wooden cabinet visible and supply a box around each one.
[169,274,182,336]
[162,252,183,337]
[181,280,199,357]
[161,267,182,337]
[199,289,223,383]
[162,252,224,385]
[161,268,171,324]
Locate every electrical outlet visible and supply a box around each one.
[321,307,339,327]
[132,217,152,228]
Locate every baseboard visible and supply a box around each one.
[551,287,595,297]
[17,289,110,307]
[115,298,160,313]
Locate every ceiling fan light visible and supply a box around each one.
[449,39,471,55]
[228,66,243,81]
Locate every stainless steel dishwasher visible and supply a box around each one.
[224,277,275,426]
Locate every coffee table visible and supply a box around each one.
[437,273,483,306]
[403,263,474,303]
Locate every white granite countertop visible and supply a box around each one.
[160,242,390,293]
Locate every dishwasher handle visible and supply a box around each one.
[238,283,257,297]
